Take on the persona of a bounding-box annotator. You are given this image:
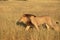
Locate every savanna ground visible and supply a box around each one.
[0,1,60,40]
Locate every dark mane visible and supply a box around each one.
[23,14,36,17]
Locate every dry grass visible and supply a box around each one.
[0,1,60,40]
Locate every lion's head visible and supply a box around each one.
[16,14,36,27]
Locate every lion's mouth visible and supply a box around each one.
[16,21,27,27]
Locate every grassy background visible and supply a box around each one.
[0,1,60,40]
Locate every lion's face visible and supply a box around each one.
[16,16,29,27]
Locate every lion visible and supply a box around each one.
[16,14,59,32]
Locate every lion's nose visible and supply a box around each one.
[16,21,20,25]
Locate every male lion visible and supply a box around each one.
[16,14,59,32]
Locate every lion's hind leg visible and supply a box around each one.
[45,24,50,29]
[46,18,59,32]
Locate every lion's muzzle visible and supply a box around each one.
[16,21,21,25]
[16,21,27,27]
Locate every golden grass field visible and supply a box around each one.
[0,1,60,40]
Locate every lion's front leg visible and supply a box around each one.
[25,26,30,31]
[30,16,39,31]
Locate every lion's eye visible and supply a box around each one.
[19,22,24,24]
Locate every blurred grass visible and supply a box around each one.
[0,1,60,40]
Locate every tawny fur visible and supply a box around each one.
[17,14,59,32]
